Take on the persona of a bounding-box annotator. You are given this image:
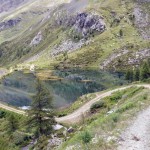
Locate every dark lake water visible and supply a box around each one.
[0,69,127,108]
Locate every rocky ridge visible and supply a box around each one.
[101,49,150,70]
[0,0,30,14]
[56,12,106,38]
[0,18,21,31]
[51,39,92,57]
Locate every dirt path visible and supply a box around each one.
[56,84,150,124]
[0,84,150,124]
[1,84,150,149]
[117,106,150,150]
[0,103,26,115]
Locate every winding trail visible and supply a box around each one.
[0,103,25,115]
[56,84,150,124]
[1,84,150,149]
[0,84,150,124]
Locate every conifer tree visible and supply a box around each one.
[140,61,150,80]
[133,68,140,81]
[28,79,55,137]
[7,114,18,133]
[125,70,133,82]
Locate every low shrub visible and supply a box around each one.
[90,100,106,112]
[111,113,120,123]
[0,110,6,118]
[80,131,92,144]
[13,132,31,146]
[117,102,135,113]
[109,92,122,102]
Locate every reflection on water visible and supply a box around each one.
[0,69,126,108]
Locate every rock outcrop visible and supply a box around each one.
[133,1,150,39]
[30,31,42,46]
[0,18,21,31]
[56,12,106,38]
[101,49,150,70]
[51,39,92,56]
[0,0,29,14]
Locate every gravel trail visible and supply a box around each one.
[118,106,150,150]
[0,84,150,127]
[56,84,150,124]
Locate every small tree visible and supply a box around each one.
[140,61,150,80]
[125,70,133,82]
[133,68,140,81]
[119,29,123,37]
[28,79,55,138]
[80,131,92,149]
[7,114,18,133]
[147,58,150,66]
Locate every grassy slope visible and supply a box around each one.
[58,86,150,150]
[0,0,70,43]
[22,0,150,70]
[0,108,30,150]
[0,0,71,67]
[0,0,149,70]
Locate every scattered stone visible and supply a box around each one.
[67,127,74,133]
[30,31,42,46]
[53,124,64,131]
[118,136,125,142]
[47,135,63,148]
[66,144,81,150]
[132,135,140,141]
[101,49,150,70]
[133,5,150,39]
[51,39,91,57]
[0,18,21,31]
[107,110,114,115]
[107,136,117,142]
[101,49,129,69]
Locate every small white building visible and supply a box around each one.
[30,64,35,72]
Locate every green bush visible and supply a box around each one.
[109,92,122,102]
[13,132,30,146]
[117,102,135,113]
[111,113,119,123]
[90,100,106,112]
[35,135,48,150]
[80,131,92,144]
[0,110,6,118]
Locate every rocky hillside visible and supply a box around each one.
[0,0,149,71]
[0,0,30,14]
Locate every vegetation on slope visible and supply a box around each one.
[0,0,149,71]
[0,109,31,150]
[58,86,150,150]
[125,58,150,82]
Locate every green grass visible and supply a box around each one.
[0,109,32,150]
[28,0,149,70]
[0,0,149,71]
[58,86,150,150]
[56,93,97,117]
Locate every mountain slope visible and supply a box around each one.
[0,0,30,14]
[0,0,149,71]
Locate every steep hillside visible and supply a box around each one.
[0,0,149,71]
[58,85,150,150]
[0,0,30,14]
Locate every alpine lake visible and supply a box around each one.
[0,69,127,109]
